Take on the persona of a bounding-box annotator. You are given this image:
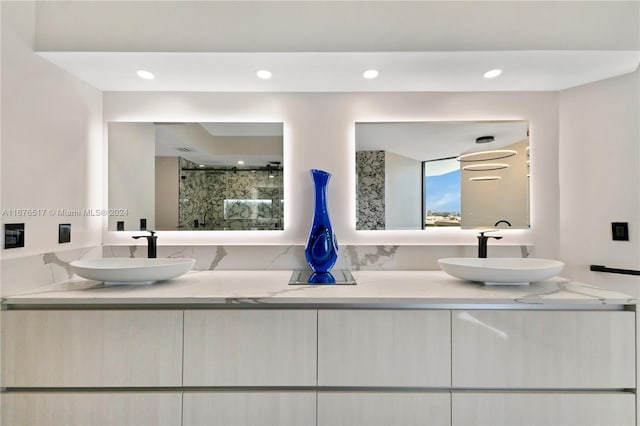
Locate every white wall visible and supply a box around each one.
[155,156,179,230]
[385,151,421,230]
[103,91,559,257]
[559,69,640,295]
[461,139,529,228]
[107,122,155,231]
[1,1,103,260]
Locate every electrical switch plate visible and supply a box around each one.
[117,221,125,231]
[611,222,629,241]
[58,224,71,244]
[4,223,25,249]
[140,218,147,231]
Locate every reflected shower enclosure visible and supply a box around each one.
[109,122,284,231]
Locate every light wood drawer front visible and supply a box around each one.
[1,310,183,387]
[183,392,316,426]
[1,392,182,426]
[183,310,317,386]
[452,392,635,426]
[318,310,451,387]
[452,310,635,388]
[317,392,451,426]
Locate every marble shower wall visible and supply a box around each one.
[356,150,386,230]
[179,158,283,230]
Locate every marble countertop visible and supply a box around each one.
[2,270,636,307]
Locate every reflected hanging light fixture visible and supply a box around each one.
[457,149,517,162]
[469,176,502,181]
[475,136,495,144]
[462,163,510,172]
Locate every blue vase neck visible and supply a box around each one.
[311,169,331,218]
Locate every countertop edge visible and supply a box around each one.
[2,270,637,309]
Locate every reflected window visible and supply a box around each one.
[423,157,461,228]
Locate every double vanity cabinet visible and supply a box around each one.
[1,270,637,426]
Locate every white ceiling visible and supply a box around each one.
[39,50,640,92]
[34,1,640,93]
[35,1,639,53]
[154,122,283,167]
[356,121,529,162]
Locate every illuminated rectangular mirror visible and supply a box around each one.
[109,122,284,231]
[355,121,529,230]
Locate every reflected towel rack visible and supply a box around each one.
[590,265,640,276]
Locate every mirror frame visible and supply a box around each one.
[355,120,530,231]
[103,121,292,247]
[107,121,285,233]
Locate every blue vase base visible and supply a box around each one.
[288,270,357,286]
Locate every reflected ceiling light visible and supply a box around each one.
[269,175,275,179]
[484,69,502,79]
[237,160,245,165]
[136,69,155,80]
[462,163,509,172]
[256,70,272,79]
[457,149,517,162]
[197,164,205,168]
[363,69,379,79]
[469,176,502,181]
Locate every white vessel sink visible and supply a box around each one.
[438,257,564,285]
[70,258,196,285]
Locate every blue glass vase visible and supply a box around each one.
[305,169,338,273]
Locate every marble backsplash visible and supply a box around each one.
[1,244,532,297]
[1,246,102,296]
[103,244,532,272]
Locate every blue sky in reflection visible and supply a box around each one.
[425,169,460,214]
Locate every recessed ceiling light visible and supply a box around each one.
[256,70,272,79]
[237,160,245,165]
[483,69,503,79]
[136,69,155,80]
[363,69,379,79]
[269,175,275,179]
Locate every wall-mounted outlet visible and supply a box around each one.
[140,218,147,231]
[117,221,125,231]
[4,223,25,249]
[58,224,71,244]
[611,222,629,241]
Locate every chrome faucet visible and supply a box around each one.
[478,230,502,258]
[132,230,157,258]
